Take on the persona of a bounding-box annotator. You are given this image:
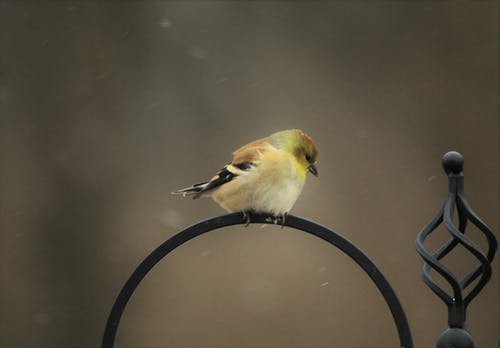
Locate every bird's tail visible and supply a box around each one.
[171,182,209,199]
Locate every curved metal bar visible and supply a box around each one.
[443,193,491,307]
[102,213,413,348]
[456,194,497,306]
[443,195,489,266]
[457,193,498,262]
[416,207,456,305]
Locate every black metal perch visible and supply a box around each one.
[102,214,413,348]
[416,151,497,348]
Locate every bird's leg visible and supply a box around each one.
[280,212,288,229]
[242,211,251,227]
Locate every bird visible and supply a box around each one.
[172,129,318,226]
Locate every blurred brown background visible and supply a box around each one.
[1,1,498,347]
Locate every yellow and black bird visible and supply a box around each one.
[172,129,318,224]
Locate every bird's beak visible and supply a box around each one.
[308,164,319,177]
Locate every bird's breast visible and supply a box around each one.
[250,153,305,215]
[211,150,306,215]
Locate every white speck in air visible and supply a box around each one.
[216,77,229,85]
[188,46,208,60]
[159,18,172,28]
[357,129,369,139]
[161,209,184,229]
[35,312,52,325]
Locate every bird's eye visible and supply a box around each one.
[305,154,311,162]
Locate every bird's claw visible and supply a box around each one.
[280,212,288,228]
[243,211,287,228]
[242,211,251,227]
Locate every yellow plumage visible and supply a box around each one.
[172,129,318,220]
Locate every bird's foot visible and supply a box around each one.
[279,212,288,229]
[242,211,252,227]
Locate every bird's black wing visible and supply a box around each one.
[192,162,254,199]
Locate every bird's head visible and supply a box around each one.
[272,129,319,179]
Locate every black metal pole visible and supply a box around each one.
[103,214,413,348]
[416,151,497,348]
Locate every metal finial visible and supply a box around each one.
[442,151,464,174]
[436,328,474,348]
[416,151,497,347]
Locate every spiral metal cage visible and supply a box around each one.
[415,151,497,347]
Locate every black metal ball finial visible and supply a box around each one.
[417,151,497,347]
[436,328,474,348]
[442,151,464,174]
